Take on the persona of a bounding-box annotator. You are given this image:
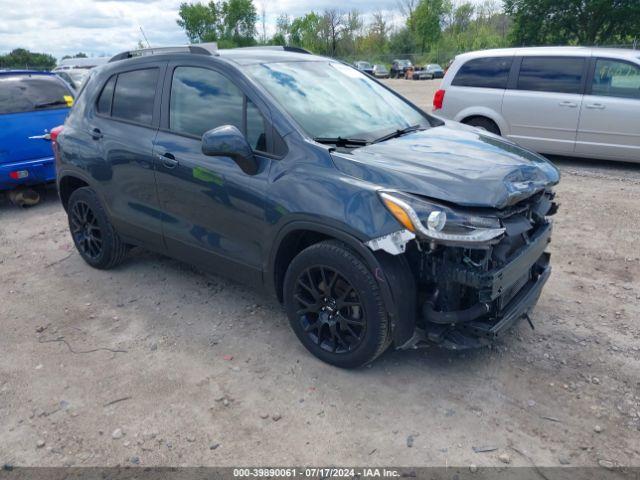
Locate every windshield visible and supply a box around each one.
[357,62,372,69]
[246,61,428,140]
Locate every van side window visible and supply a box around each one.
[169,66,268,153]
[96,75,116,116]
[517,57,584,94]
[592,59,640,100]
[111,68,158,125]
[452,57,513,89]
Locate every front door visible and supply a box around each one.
[575,58,640,161]
[153,64,273,286]
[502,56,586,155]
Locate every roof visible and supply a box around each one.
[0,70,55,76]
[456,46,640,60]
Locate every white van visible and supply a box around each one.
[434,47,640,162]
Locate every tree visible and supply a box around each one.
[289,12,325,53]
[505,0,640,46]
[177,2,220,43]
[409,0,445,52]
[0,48,56,70]
[321,9,344,56]
[61,52,89,60]
[221,0,257,46]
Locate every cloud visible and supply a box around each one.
[0,0,403,60]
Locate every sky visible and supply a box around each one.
[0,0,404,60]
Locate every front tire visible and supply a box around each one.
[283,240,391,368]
[67,187,128,269]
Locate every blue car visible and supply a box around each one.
[0,71,73,191]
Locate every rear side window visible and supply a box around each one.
[96,75,116,115]
[517,57,585,94]
[591,58,640,99]
[0,75,72,115]
[452,57,513,89]
[111,68,158,125]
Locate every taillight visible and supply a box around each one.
[433,89,445,110]
[50,125,64,143]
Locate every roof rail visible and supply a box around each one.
[109,43,218,63]
[230,45,311,55]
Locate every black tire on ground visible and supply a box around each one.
[283,240,391,368]
[67,187,128,269]
[463,116,501,136]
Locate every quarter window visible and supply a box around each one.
[591,59,640,99]
[96,75,116,116]
[517,57,584,94]
[452,57,513,89]
[111,68,158,125]
[169,67,267,152]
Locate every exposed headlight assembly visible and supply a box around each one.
[379,191,505,246]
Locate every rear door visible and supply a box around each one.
[575,57,640,161]
[502,56,587,154]
[88,64,166,248]
[0,73,72,165]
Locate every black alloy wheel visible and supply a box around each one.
[283,240,391,368]
[294,265,366,354]
[70,200,103,260]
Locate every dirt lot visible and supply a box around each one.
[1,79,639,470]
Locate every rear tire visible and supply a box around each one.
[283,240,391,368]
[464,117,501,136]
[67,187,128,269]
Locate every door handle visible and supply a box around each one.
[90,128,103,140]
[157,152,179,169]
[585,103,606,110]
[558,101,577,108]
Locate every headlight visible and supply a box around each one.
[379,191,505,245]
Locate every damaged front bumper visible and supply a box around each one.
[399,222,553,351]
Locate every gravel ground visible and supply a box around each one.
[0,79,639,469]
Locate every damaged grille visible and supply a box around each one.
[412,190,556,318]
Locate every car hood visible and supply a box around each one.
[330,122,560,209]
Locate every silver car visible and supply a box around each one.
[433,47,640,162]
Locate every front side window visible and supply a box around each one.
[0,74,72,115]
[452,56,513,89]
[245,61,427,140]
[592,59,640,99]
[169,67,268,152]
[517,57,584,94]
[170,67,243,138]
[111,68,158,125]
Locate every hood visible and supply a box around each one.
[330,122,560,209]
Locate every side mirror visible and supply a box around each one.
[201,125,258,175]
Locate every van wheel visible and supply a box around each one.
[464,117,501,136]
[283,240,391,368]
[67,187,128,269]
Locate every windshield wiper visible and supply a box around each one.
[34,100,68,109]
[314,137,370,147]
[372,124,425,144]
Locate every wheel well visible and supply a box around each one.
[59,176,89,211]
[461,115,501,135]
[273,230,332,303]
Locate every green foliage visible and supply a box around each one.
[177,0,257,47]
[505,0,640,45]
[0,48,56,70]
[409,0,445,52]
